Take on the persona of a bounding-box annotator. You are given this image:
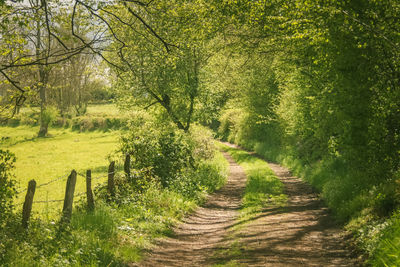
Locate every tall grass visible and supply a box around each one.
[363,211,400,266]
[223,137,400,265]
[0,147,229,266]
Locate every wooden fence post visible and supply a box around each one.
[107,161,115,199]
[124,154,130,180]
[22,179,36,229]
[61,170,77,224]
[86,170,95,211]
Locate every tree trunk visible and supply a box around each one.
[38,77,48,137]
[36,1,48,137]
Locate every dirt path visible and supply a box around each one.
[135,148,359,266]
[135,151,247,266]
[221,160,359,266]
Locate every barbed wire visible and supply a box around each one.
[16,190,91,206]
[76,172,86,178]
[92,173,111,180]
[15,169,123,196]
[14,168,123,206]
[76,170,117,179]
[36,175,68,190]
[16,174,68,195]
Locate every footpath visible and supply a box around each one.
[134,145,359,266]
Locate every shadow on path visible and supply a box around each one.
[133,152,247,267]
[134,145,360,267]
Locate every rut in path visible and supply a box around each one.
[135,148,359,266]
[134,151,247,266]
[213,158,360,266]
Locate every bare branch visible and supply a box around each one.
[0,69,25,93]
[122,1,176,52]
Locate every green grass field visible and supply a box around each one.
[85,103,121,117]
[1,123,230,266]
[19,103,120,117]
[1,125,121,219]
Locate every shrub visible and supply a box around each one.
[120,111,216,188]
[52,117,66,128]
[6,118,20,127]
[0,150,16,225]
[71,117,82,131]
[42,106,59,127]
[92,117,106,130]
[80,117,94,131]
[121,122,194,187]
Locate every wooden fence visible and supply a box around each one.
[18,154,131,229]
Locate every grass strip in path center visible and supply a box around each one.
[212,143,287,266]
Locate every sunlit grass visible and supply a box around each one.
[85,103,120,117]
[0,125,120,218]
[217,143,287,222]
[367,211,400,266]
[1,134,229,265]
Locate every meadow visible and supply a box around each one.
[0,104,230,265]
[0,104,122,218]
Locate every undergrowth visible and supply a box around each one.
[1,104,128,132]
[0,124,229,266]
[227,138,400,266]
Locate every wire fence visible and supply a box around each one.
[76,171,116,181]
[16,174,69,195]
[16,190,98,206]
[16,168,122,206]
[16,156,130,229]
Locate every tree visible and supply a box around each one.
[0,0,99,123]
[72,0,221,131]
[216,0,400,200]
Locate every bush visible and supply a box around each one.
[6,118,20,127]
[121,120,194,187]
[120,111,218,188]
[52,117,66,128]
[90,86,114,102]
[70,116,126,132]
[0,150,16,225]
[42,106,59,127]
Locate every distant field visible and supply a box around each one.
[1,120,122,219]
[85,103,121,116]
[19,103,120,117]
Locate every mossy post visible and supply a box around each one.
[108,161,115,199]
[61,170,77,224]
[86,170,95,211]
[124,154,130,180]
[22,179,36,229]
